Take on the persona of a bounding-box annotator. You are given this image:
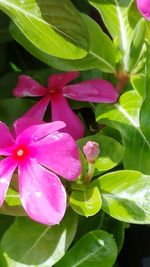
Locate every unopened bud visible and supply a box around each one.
[83,141,100,163]
[136,0,150,21]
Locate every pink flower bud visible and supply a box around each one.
[83,141,100,163]
[136,0,150,20]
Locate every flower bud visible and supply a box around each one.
[136,0,150,20]
[83,141,100,163]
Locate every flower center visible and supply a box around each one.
[13,145,29,161]
[17,149,24,157]
[48,86,61,96]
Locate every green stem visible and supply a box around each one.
[84,162,95,184]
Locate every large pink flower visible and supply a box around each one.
[0,118,81,225]
[136,0,150,20]
[13,72,118,140]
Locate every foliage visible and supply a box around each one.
[0,0,150,266]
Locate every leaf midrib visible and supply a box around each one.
[20,226,50,262]
[0,0,87,48]
[72,234,104,267]
[114,103,150,150]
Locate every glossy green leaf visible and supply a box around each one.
[96,90,150,175]
[126,18,146,72]
[78,134,124,173]
[130,74,145,98]
[70,186,102,217]
[1,208,77,267]
[55,230,118,267]
[0,0,89,59]
[93,170,150,224]
[10,13,116,72]
[88,0,133,68]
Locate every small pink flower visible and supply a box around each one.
[13,72,118,140]
[136,0,150,20]
[83,141,100,163]
[0,118,81,225]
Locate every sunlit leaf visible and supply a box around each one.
[0,0,89,59]
[10,13,116,72]
[96,90,150,175]
[93,170,150,224]
[70,186,102,217]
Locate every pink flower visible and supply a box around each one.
[136,0,150,20]
[0,118,81,225]
[13,72,118,140]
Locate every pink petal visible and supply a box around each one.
[0,122,15,149]
[51,93,84,140]
[0,157,17,206]
[48,71,80,90]
[13,117,44,137]
[63,79,118,103]
[18,158,66,225]
[23,96,50,120]
[13,75,47,97]
[16,121,66,144]
[30,132,81,181]
[136,0,150,20]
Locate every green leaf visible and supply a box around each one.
[88,0,133,68]
[70,186,102,217]
[0,0,89,59]
[10,13,116,72]
[93,170,150,224]
[55,230,118,267]
[128,0,141,29]
[130,73,145,98]
[96,90,150,175]
[5,188,21,207]
[78,134,124,173]
[126,18,146,72]
[140,44,150,144]
[1,208,78,267]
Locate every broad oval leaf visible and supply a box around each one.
[70,186,102,217]
[96,90,150,175]
[10,13,116,72]
[1,207,78,267]
[0,0,89,59]
[55,230,118,267]
[93,170,150,224]
[78,134,124,173]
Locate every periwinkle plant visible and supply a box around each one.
[0,1,149,267]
